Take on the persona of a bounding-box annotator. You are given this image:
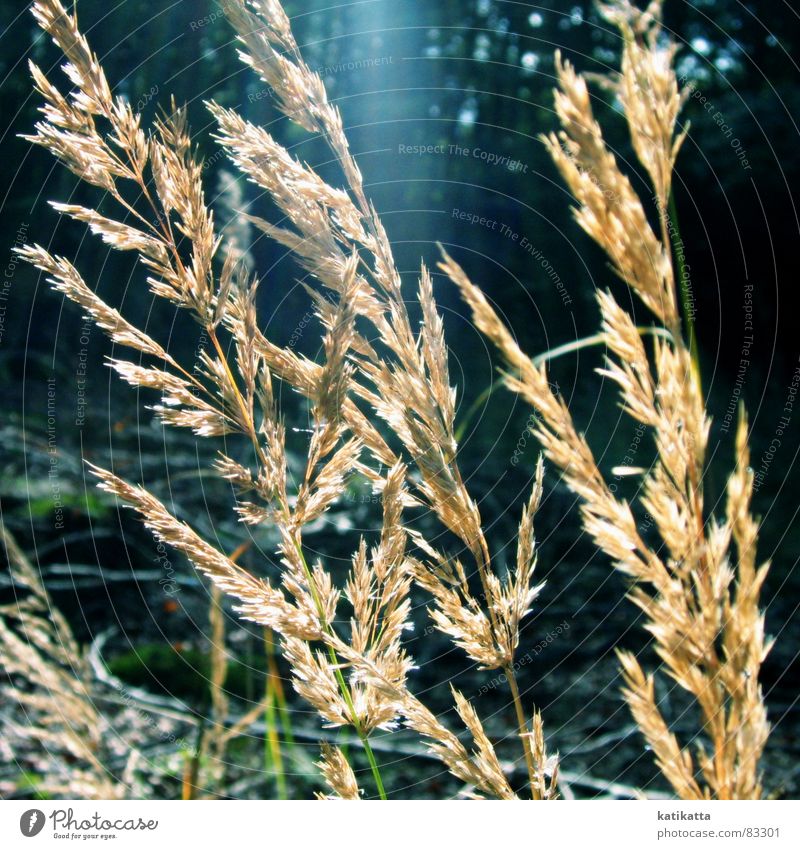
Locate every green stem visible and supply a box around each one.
[264,631,295,749]
[293,538,388,800]
[455,326,673,442]
[328,648,387,799]
[668,191,702,391]
[359,723,388,799]
[264,685,287,799]
[455,384,494,443]
[208,325,383,794]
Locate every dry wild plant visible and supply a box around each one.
[0,519,251,799]
[440,0,770,800]
[13,0,770,800]
[0,521,132,798]
[18,0,556,800]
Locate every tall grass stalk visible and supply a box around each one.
[455,326,673,442]
[9,0,771,801]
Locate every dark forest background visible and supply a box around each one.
[1,0,798,798]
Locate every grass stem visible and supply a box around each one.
[293,538,388,799]
[506,666,537,797]
[455,326,673,442]
[667,191,702,392]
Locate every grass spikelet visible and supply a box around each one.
[440,0,771,800]
[10,0,772,802]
